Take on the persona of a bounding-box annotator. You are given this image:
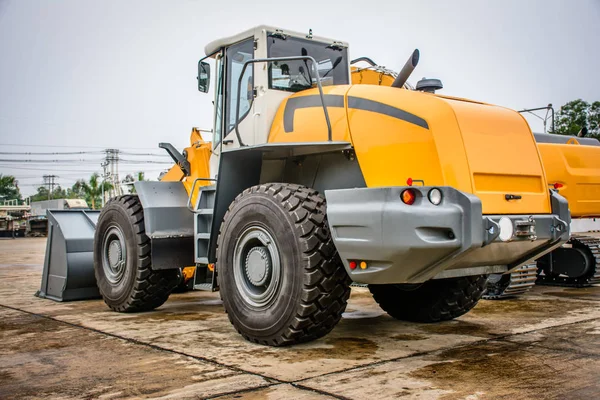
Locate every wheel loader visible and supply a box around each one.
[350,60,600,299]
[40,26,570,346]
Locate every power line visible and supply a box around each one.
[0,151,104,155]
[0,143,188,150]
[0,150,169,157]
[0,159,106,163]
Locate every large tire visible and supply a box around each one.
[217,183,351,346]
[369,275,488,323]
[93,195,179,312]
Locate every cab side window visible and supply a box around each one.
[224,38,254,134]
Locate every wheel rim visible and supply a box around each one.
[233,225,281,308]
[102,225,127,285]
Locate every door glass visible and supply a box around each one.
[225,38,254,135]
[213,55,224,148]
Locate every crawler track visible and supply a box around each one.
[536,236,600,287]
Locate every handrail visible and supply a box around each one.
[186,177,217,213]
[233,55,333,146]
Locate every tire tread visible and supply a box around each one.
[217,183,351,346]
[369,275,487,322]
[95,195,178,313]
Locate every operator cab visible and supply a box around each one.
[197,26,350,177]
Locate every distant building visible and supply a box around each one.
[30,199,89,216]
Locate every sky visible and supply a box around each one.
[1,0,599,196]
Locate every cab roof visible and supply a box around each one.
[204,25,348,56]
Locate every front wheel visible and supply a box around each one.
[93,195,179,312]
[369,275,488,322]
[217,183,351,346]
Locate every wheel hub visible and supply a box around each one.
[245,246,271,286]
[108,240,123,268]
[102,225,127,284]
[233,226,281,309]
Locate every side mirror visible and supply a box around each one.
[197,61,210,93]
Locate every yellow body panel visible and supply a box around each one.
[268,84,552,215]
[351,66,395,86]
[445,98,550,214]
[538,142,600,218]
[268,86,352,144]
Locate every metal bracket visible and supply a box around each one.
[483,217,501,246]
[514,216,537,241]
[550,216,569,240]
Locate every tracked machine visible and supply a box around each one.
[41,26,570,346]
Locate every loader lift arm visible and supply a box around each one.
[159,142,191,176]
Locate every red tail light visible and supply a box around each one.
[553,183,563,189]
[401,189,416,205]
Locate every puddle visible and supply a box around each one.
[251,337,379,363]
[418,320,492,337]
[542,287,600,301]
[473,296,594,316]
[342,310,384,319]
[116,311,216,322]
[391,333,427,341]
[408,340,600,399]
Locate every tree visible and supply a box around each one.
[29,186,49,203]
[589,101,600,137]
[552,99,600,138]
[68,179,87,199]
[0,174,22,202]
[122,171,147,194]
[29,185,67,202]
[80,173,113,209]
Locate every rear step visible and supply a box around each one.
[192,184,218,291]
[483,263,538,300]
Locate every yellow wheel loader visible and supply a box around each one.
[43,26,570,346]
[350,60,600,299]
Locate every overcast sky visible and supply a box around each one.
[1,0,599,196]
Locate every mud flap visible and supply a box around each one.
[36,210,102,301]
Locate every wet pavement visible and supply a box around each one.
[0,237,599,399]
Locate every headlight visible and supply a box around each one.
[428,188,442,205]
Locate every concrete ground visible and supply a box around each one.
[1,238,599,399]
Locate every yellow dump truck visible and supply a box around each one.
[41,27,570,346]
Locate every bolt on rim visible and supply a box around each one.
[102,225,127,284]
[233,225,281,308]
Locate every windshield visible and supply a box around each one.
[267,34,349,93]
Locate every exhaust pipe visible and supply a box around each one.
[391,49,420,88]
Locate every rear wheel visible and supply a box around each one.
[217,183,351,346]
[93,195,179,312]
[369,275,488,322]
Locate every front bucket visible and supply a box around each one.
[36,209,102,301]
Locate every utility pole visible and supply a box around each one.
[101,160,108,207]
[103,149,122,202]
[43,175,58,200]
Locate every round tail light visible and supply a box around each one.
[401,189,416,205]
